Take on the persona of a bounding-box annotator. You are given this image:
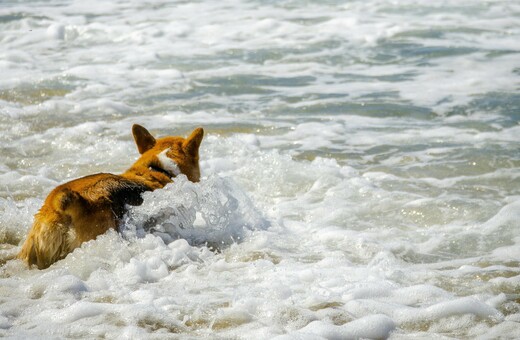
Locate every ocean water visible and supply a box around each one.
[1,0,519,338]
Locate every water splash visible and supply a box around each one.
[122,175,269,248]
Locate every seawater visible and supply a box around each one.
[1,0,519,338]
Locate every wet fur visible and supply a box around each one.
[18,124,204,269]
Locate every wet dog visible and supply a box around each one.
[18,124,203,269]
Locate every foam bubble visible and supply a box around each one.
[46,23,65,40]
[52,301,106,324]
[277,315,396,340]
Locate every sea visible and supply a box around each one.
[0,0,519,339]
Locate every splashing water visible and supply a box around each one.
[123,175,269,248]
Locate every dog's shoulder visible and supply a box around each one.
[51,173,148,215]
[81,173,148,207]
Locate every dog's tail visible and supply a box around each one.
[18,189,83,269]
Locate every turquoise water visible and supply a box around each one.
[1,0,519,338]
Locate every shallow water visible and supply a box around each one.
[1,0,519,338]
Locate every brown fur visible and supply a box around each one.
[18,124,204,269]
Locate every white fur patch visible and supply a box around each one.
[157,148,181,177]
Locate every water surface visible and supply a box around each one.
[1,0,519,338]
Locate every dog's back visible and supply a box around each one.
[18,174,147,269]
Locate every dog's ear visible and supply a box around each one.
[132,124,156,154]
[183,127,204,158]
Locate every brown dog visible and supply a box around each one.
[18,124,204,269]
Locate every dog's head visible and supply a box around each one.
[131,124,204,182]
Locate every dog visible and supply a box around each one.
[17,124,204,269]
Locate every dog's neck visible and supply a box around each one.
[122,150,181,190]
[156,148,181,177]
[148,164,174,178]
[122,165,173,191]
